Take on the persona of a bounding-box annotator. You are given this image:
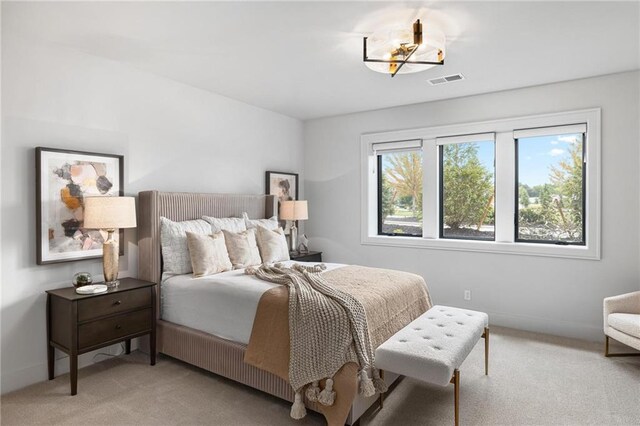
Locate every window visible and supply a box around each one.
[361,109,600,260]
[438,135,495,240]
[375,140,423,237]
[515,125,585,245]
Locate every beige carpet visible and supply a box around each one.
[2,326,639,425]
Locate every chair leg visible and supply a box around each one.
[450,369,460,426]
[482,327,489,375]
[605,334,640,357]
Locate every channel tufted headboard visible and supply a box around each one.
[137,191,277,317]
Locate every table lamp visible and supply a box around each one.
[83,196,136,287]
[279,200,308,254]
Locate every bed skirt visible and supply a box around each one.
[156,320,392,425]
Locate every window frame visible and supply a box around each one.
[376,149,424,238]
[360,108,601,260]
[438,136,496,242]
[514,130,587,246]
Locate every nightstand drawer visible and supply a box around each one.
[78,308,152,350]
[77,287,151,322]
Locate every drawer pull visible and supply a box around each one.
[113,300,122,306]
[115,325,122,330]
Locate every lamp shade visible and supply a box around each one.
[83,196,137,229]
[280,200,308,221]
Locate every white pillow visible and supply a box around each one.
[243,212,279,231]
[222,229,262,269]
[160,217,212,275]
[202,216,247,234]
[256,226,290,263]
[186,231,233,277]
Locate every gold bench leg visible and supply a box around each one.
[378,370,384,409]
[605,335,640,357]
[450,369,460,426]
[482,327,490,375]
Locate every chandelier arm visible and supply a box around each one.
[390,44,419,77]
[363,37,368,61]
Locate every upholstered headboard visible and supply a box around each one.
[137,191,277,316]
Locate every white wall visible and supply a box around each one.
[304,71,640,342]
[0,34,303,392]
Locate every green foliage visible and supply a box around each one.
[518,139,583,242]
[397,195,413,210]
[386,152,423,217]
[519,206,543,224]
[380,174,395,220]
[550,143,583,240]
[442,143,493,230]
[519,185,530,208]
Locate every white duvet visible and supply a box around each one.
[161,261,345,345]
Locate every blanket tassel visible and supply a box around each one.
[305,381,320,402]
[373,368,388,393]
[318,378,335,406]
[359,370,376,397]
[290,391,307,419]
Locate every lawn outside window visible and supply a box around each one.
[360,109,601,260]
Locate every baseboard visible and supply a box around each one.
[1,339,141,395]
[485,310,603,342]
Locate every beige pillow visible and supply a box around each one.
[160,217,212,275]
[256,226,290,263]
[202,216,247,234]
[222,229,262,269]
[242,212,279,231]
[186,232,233,277]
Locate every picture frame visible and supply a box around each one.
[265,171,299,234]
[36,147,124,265]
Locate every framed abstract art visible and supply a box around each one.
[265,171,299,233]
[36,147,124,265]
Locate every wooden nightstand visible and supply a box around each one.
[46,277,156,395]
[290,251,322,262]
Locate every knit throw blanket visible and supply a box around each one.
[245,263,387,418]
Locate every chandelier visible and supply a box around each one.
[363,19,446,77]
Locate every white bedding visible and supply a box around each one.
[161,261,345,345]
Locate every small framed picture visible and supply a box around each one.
[36,147,124,265]
[265,171,299,233]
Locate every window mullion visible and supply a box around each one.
[423,139,438,239]
[495,132,515,242]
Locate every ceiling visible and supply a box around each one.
[4,1,639,120]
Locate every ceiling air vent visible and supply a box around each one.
[428,73,465,86]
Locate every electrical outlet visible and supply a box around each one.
[464,290,471,301]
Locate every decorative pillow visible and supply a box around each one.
[243,212,279,231]
[222,229,262,269]
[256,226,290,263]
[202,216,247,234]
[160,217,212,275]
[186,232,233,277]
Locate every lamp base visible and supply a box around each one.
[104,280,120,288]
[102,229,120,288]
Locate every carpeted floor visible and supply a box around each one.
[2,326,639,425]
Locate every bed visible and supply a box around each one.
[137,190,429,425]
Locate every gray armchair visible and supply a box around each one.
[603,291,640,356]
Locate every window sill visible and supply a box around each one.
[361,235,600,260]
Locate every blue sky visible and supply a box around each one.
[517,133,582,187]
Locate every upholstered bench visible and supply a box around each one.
[375,305,489,426]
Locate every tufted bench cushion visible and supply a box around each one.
[375,305,489,386]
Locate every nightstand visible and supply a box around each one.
[46,277,156,395]
[290,251,323,262]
